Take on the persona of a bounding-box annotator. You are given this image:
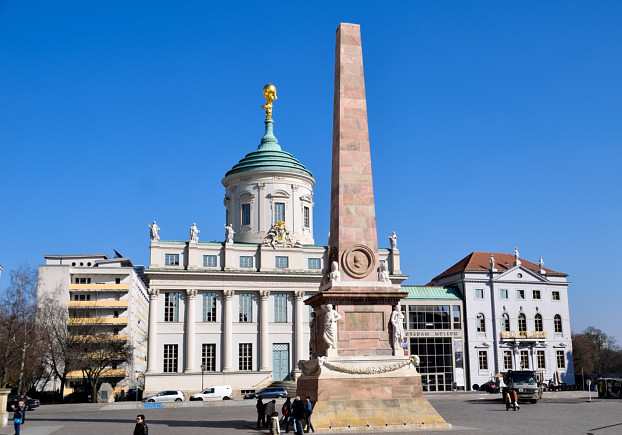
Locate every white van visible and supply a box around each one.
[190,385,233,401]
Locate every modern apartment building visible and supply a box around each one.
[37,253,149,393]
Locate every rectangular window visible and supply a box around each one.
[303,206,310,228]
[239,343,253,371]
[201,344,216,372]
[274,293,288,323]
[202,292,217,322]
[407,305,452,330]
[478,351,488,370]
[164,292,179,322]
[241,203,251,226]
[165,254,180,266]
[452,306,461,329]
[475,288,484,299]
[552,291,560,301]
[275,256,289,269]
[537,350,546,369]
[517,289,525,299]
[239,293,253,322]
[163,344,178,373]
[532,290,541,300]
[500,289,508,299]
[274,202,285,223]
[240,256,254,269]
[556,350,565,369]
[503,351,513,370]
[203,255,218,268]
[520,350,529,369]
[308,258,321,270]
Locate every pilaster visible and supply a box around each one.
[259,290,271,372]
[184,289,198,373]
[222,289,234,372]
[146,288,160,373]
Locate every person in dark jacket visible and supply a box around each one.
[134,414,148,435]
[291,396,306,435]
[281,397,292,432]
[12,405,24,435]
[304,396,314,433]
[256,397,265,428]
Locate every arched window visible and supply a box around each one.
[502,313,510,332]
[534,314,543,332]
[554,314,563,333]
[477,313,486,333]
[518,313,527,332]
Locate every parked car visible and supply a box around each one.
[256,387,288,399]
[64,390,92,403]
[243,391,257,400]
[6,395,40,411]
[143,390,185,403]
[190,385,233,401]
[480,380,500,394]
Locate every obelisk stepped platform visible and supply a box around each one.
[297,23,449,431]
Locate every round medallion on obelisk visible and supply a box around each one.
[341,244,376,279]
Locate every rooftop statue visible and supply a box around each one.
[189,222,200,243]
[262,83,277,121]
[149,220,160,241]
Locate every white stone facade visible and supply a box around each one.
[222,172,315,246]
[144,239,404,396]
[430,254,575,390]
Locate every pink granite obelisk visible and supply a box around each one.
[296,23,448,431]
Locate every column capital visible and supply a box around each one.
[186,288,198,298]
[148,287,160,298]
[259,290,271,299]
[223,289,235,298]
[294,290,305,299]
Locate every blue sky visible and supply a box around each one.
[1,1,620,340]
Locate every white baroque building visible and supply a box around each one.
[429,250,575,389]
[143,114,405,396]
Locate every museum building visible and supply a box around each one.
[142,107,406,395]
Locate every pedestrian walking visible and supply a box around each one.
[12,405,24,435]
[291,396,306,435]
[264,399,276,428]
[304,396,315,433]
[256,397,266,428]
[17,398,27,424]
[133,414,149,435]
[282,397,293,432]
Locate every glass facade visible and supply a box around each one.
[407,305,461,330]
[410,337,454,392]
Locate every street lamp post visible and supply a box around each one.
[201,365,207,390]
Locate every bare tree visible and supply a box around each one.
[71,329,131,403]
[37,293,78,399]
[0,266,39,392]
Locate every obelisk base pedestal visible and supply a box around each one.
[297,357,449,432]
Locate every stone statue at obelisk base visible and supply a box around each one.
[296,23,449,431]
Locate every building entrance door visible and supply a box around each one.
[272,343,290,381]
[423,373,446,392]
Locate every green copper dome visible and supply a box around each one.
[225,119,314,179]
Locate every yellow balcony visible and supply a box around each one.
[68,317,129,326]
[69,283,129,292]
[500,331,547,340]
[66,368,126,379]
[68,300,128,309]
